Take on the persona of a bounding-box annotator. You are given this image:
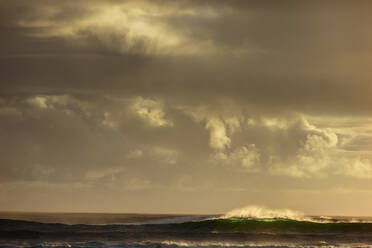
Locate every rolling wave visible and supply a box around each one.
[2,207,372,247]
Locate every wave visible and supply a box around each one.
[219,205,372,224]
[3,217,372,247]
[221,205,307,221]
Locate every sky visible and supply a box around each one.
[1,0,372,216]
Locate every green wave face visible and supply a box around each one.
[175,218,372,234]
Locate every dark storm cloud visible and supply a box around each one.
[0,0,371,112]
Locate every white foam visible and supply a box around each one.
[220,205,372,224]
[221,205,312,222]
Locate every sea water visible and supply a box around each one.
[2,207,372,247]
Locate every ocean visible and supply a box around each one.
[1,208,372,248]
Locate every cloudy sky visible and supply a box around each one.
[1,0,372,215]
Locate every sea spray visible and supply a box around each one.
[220,205,372,223]
[221,205,308,221]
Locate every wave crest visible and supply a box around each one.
[222,205,307,221]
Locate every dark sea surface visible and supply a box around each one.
[1,212,372,248]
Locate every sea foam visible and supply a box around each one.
[221,205,309,221]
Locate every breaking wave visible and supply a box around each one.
[221,205,307,221]
[219,205,372,224]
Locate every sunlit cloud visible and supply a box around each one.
[131,97,173,127]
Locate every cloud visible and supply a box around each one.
[125,177,154,191]
[6,0,219,56]
[180,104,243,151]
[268,119,338,178]
[213,145,260,171]
[205,116,241,151]
[102,111,120,129]
[337,157,372,179]
[85,166,125,181]
[150,146,179,165]
[26,96,48,109]
[131,97,173,127]
[127,149,144,159]
[205,117,231,150]
[1,0,372,213]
